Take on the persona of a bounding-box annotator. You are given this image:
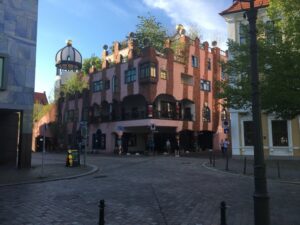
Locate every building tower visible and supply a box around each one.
[54,40,82,99]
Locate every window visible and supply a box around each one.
[125,68,136,83]
[68,110,74,122]
[200,79,211,91]
[192,55,199,67]
[202,106,211,122]
[243,121,254,146]
[181,73,194,86]
[82,107,89,121]
[239,23,247,44]
[112,75,119,93]
[0,55,7,90]
[160,70,167,80]
[221,63,226,80]
[105,80,110,90]
[272,120,288,146]
[207,58,211,70]
[265,20,276,44]
[93,80,103,92]
[139,63,156,79]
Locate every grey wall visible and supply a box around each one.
[0,0,38,111]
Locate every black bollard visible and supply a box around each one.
[243,157,247,174]
[277,161,281,179]
[213,153,216,167]
[209,150,212,165]
[99,199,105,225]
[225,152,229,171]
[220,201,227,225]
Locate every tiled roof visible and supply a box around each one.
[34,92,48,105]
[220,0,269,16]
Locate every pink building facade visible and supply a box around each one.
[57,33,228,154]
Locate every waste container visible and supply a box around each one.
[66,149,80,167]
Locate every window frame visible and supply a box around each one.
[202,106,211,122]
[125,68,136,84]
[0,54,8,90]
[200,79,211,92]
[160,70,168,80]
[139,62,157,79]
[191,55,199,68]
[243,120,254,146]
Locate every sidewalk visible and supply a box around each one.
[204,155,300,183]
[0,153,98,187]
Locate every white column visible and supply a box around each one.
[230,111,241,156]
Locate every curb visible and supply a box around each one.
[0,164,99,188]
[202,161,300,185]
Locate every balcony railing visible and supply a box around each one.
[89,110,193,122]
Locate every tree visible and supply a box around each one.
[61,74,88,96]
[216,1,300,119]
[82,56,102,75]
[135,14,168,52]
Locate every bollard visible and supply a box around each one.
[99,199,105,225]
[209,150,213,165]
[277,161,281,179]
[243,157,247,174]
[225,152,229,171]
[213,153,216,167]
[220,201,227,225]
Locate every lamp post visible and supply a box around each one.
[238,0,270,224]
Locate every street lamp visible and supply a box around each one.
[237,0,270,224]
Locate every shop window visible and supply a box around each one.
[125,68,136,83]
[243,121,254,146]
[272,120,288,146]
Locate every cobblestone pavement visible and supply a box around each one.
[0,154,299,225]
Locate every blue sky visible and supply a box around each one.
[35,0,233,100]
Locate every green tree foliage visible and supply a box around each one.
[135,14,168,52]
[33,103,53,122]
[61,74,88,96]
[216,1,300,119]
[82,56,101,75]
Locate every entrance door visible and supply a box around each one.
[0,111,19,165]
[198,131,213,150]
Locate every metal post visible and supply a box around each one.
[220,201,227,225]
[243,157,247,175]
[243,1,270,224]
[41,124,46,177]
[213,153,216,167]
[225,152,229,171]
[209,150,212,165]
[99,199,105,225]
[84,137,87,167]
[277,161,281,179]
